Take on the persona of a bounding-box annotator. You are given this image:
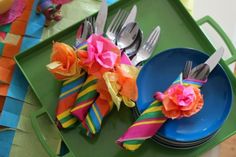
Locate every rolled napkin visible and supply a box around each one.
[117,63,209,151]
[71,75,99,122]
[81,96,113,136]
[56,71,87,128]
[117,100,166,151]
[80,78,114,136]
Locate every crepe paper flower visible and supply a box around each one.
[76,34,121,78]
[47,42,80,80]
[154,84,204,119]
[103,64,139,110]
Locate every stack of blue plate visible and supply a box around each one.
[134,48,233,149]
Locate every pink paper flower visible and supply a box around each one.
[154,84,204,119]
[77,34,121,78]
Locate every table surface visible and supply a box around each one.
[193,1,236,157]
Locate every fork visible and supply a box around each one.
[131,26,161,66]
[87,16,96,34]
[106,9,128,43]
[75,17,95,48]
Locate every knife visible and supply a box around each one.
[122,5,137,29]
[205,47,224,72]
[95,0,108,35]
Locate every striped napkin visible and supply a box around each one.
[71,75,98,122]
[56,71,87,128]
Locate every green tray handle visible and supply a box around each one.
[197,16,236,66]
[31,107,75,157]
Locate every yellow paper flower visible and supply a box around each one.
[103,64,139,110]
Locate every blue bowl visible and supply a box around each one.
[136,48,233,142]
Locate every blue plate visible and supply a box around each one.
[136,48,233,142]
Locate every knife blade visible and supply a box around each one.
[122,5,137,29]
[205,47,224,72]
[95,0,108,35]
[187,47,224,80]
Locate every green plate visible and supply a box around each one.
[15,0,236,157]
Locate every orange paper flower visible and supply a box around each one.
[47,42,80,80]
[155,84,203,119]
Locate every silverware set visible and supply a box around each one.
[75,0,161,66]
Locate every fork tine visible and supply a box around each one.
[92,16,96,32]
[146,27,158,44]
[146,31,157,51]
[148,26,160,49]
[89,16,93,23]
[111,10,126,33]
[89,16,95,33]
[143,26,159,49]
[112,10,127,33]
[81,21,89,39]
[93,16,96,27]
[146,26,160,52]
[107,9,121,33]
[115,12,128,35]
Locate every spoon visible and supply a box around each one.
[116,22,140,49]
[124,29,143,58]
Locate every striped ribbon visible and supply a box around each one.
[80,96,113,136]
[71,75,98,122]
[117,77,204,151]
[56,70,87,128]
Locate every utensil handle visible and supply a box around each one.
[31,107,75,157]
[197,16,236,66]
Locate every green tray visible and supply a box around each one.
[15,0,236,157]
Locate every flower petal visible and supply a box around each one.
[122,96,136,108]
[95,51,118,69]
[103,72,122,110]
[162,97,179,111]
[96,40,104,54]
[119,78,138,101]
